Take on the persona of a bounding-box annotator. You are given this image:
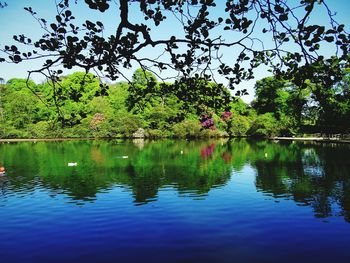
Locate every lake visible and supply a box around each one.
[0,139,349,263]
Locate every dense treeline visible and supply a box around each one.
[251,70,350,135]
[0,68,349,139]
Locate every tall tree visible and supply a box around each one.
[0,78,41,136]
[41,72,105,127]
[127,68,158,113]
[252,76,288,117]
[252,76,310,133]
[309,69,350,132]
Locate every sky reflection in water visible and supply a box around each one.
[0,139,350,263]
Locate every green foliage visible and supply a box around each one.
[0,78,43,136]
[230,115,252,136]
[127,69,158,113]
[172,120,202,138]
[88,97,113,117]
[252,76,311,135]
[249,113,280,137]
[1,67,349,139]
[127,70,232,119]
[112,113,143,138]
[172,77,232,116]
[230,98,250,115]
[27,121,51,138]
[6,78,36,91]
[309,71,350,132]
[108,82,129,113]
[253,77,289,117]
[88,113,113,138]
[147,129,172,138]
[40,72,104,127]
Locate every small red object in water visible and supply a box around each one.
[221,152,232,163]
[200,144,216,159]
[0,166,5,173]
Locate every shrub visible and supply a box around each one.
[172,119,202,138]
[112,113,143,137]
[213,113,227,132]
[230,115,251,136]
[199,128,224,138]
[27,121,50,138]
[248,113,280,137]
[3,127,29,138]
[88,113,115,138]
[61,124,90,138]
[146,129,172,138]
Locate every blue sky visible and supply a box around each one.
[1,0,350,102]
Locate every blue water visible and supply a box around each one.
[0,139,349,262]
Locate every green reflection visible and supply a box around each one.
[0,139,349,222]
[0,140,233,203]
[249,140,350,222]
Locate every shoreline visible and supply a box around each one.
[0,136,349,144]
[270,137,350,144]
[0,138,95,142]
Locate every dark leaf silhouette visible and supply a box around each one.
[0,0,349,93]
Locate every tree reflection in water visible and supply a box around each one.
[0,139,349,221]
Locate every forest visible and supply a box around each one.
[0,67,349,139]
[1,0,349,140]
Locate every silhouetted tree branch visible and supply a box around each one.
[0,2,7,8]
[0,0,349,92]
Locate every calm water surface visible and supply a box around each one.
[0,139,349,263]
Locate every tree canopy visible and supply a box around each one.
[0,67,349,139]
[0,0,349,91]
